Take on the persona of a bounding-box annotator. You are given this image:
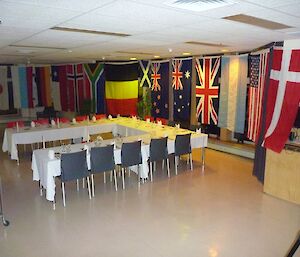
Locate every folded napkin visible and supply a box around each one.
[72,118,77,124]
[16,122,19,132]
[48,150,55,160]
[108,115,113,120]
[157,121,162,126]
[56,118,60,128]
[51,119,56,126]
[132,116,137,120]
[196,128,201,134]
[92,116,96,122]
[175,124,180,129]
[146,118,150,123]
[31,121,36,128]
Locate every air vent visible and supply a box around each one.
[51,27,130,37]
[164,0,237,12]
[185,41,229,47]
[223,14,292,30]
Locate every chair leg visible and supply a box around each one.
[128,168,131,177]
[190,153,193,171]
[39,182,43,196]
[62,182,66,207]
[91,174,95,197]
[167,158,170,178]
[154,161,156,171]
[150,162,153,182]
[86,176,91,200]
[122,168,125,189]
[76,179,79,191]
[82,178,85,189]
[110,170,113,182]
[113,170,118,191]
[162,159,165,170]
[175,156,178,175]
[103,172,106,184]
[138,165,143,184]
[53,196,56,210]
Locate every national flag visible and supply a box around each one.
[195,57,220,125]
[51,65,68,111]
[151,61,169,119]
[83,63,104,113]
[0,66,9,110]
[67,64,85,112]
[139,60,151,88]
[35,66,52,107]
[11,66,21,109]
[7,66,14,110]
[262,47,300,153]
[173,58,192,121]
[105,63,139,116]
[51,66,62,111]
[218,54,248,133]
[247,50,269,142]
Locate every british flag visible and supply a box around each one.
[151,63,161,92]
[172,60,183,90]
[195,57,221,125]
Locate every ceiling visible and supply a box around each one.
[0,0,299,64]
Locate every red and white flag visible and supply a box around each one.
[262,48,300,153]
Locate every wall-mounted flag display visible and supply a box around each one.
[105,63,139,116]
[139,60,151,88]
[151,61,169,119]
[195,57,221,125]
[172,58,191,121]
[0,67,9,110]
[218,55,248,133]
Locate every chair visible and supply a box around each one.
[174,134,193,175]
[59,150,91,207]
[168,120,176,127]
[120,141,142,189]
[95,114,106,120]
[149,137,170,181]
[156,118,168,125]
[6,121,24,128]
[90,145,117,196]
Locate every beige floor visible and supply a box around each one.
[0,143,299,257]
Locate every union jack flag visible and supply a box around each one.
[151,63,161,91]
[172,60,183,90]
[195,57,220,125]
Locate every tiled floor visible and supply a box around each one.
[0,143,299,257]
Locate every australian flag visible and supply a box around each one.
[173,58,191,122]
[151,61,169,119]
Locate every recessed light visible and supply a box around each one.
[154,55,160,58]
[67,49,73,53]
[130,57,137,60]
[168,48,173,52]
[182,52,191,56]
[221,49,229,52]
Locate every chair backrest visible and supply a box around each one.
[60,150,89,182]
[175,134,191,156]
[90,144,115,173]
[95,114,106,120]
[149,137,168,162]
[156,118,168,125]
[75,116,87,122]
[121,141,142,167]
[6,121,25,128]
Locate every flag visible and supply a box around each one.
[262,48,300,153]
[218,55,248,133]
[35,66,52,107]
[247,50,269,142]
[105,63,139,116]
[151,61,169,119]
[83,63,104,113]
[173,58,191,121]
[139,60,151,88]
[0,66,9,110]
[7,66,14,110]
[67,64,85,112]
[51,66,62,111]
[195,57,220,125]
[11,66,21,109]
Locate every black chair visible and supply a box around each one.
[59,150,91,207]
[149,137,170,181]
[90,145,117,196]
[174,134,193,175]
[121,141,142,189]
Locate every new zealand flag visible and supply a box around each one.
[173,58,191,122]
[151,61,169,119]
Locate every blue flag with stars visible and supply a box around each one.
[151,60,169,119]
[172,58,191,121]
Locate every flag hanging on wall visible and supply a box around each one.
[247,50,269,142]
[195,57,220,125]
[105,63,139,116]
[84,63,104,113]
[139,60,151,88]
[218,55,248,133]
[262,47,300,153]
[11,66,21,109]
[0,66,9,110]
[51,65,68,111]
[172,58,191,121]
[151,61,169,119]
[35,66,52,107]
[7,67,14,110]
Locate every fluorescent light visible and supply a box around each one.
[130,57,137,60]
[182,52,191,56]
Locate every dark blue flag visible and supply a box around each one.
[151,61,169,119]
[172,58,191,121]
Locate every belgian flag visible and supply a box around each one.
[105,63,139,116]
